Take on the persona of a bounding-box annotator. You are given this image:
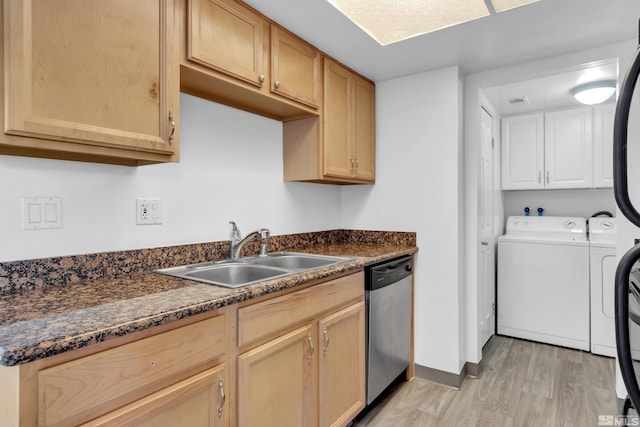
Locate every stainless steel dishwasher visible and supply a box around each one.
[366,255,413,405]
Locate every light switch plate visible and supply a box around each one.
[136,198,162,225]
[22,197,62,230]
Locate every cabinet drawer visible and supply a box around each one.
[238,272,363,348]
[38,315,227,427]
[81,364,227,427]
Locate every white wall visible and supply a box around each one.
[341,66,466,374]
[0,93,342,262]
[503,188,615,220]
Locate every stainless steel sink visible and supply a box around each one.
[251,253,346,270]
[155,252,352,288]
[183,264,289,287]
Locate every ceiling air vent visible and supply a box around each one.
[508,96,531,105]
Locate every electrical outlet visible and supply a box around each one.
[136,198,162,225]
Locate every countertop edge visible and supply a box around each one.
[0,247,417,366]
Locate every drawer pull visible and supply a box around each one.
[323,327,329,356]
[168,111,175,145]
[307,332,314,364]
[217,375,225,418]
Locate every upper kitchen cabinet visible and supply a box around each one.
[180,0,319,120]
[501,113,544,190]
[283,58,375,184]
[2,0,179,166]
[187,0,266,88]
[544,107,593,189]
[501,106,593,190]
[270,26,320,109]
[593,102,615,188]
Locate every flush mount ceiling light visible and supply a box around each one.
[326,0,540,46]
[570,80,617,105]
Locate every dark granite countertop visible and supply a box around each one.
[0,238,417,366]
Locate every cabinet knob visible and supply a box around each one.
[259,74,265,84]
[274,80,280,89]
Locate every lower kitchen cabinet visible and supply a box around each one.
[237,325,316,427]
[0,272,369,427]
[0,311,230,427]
[318,301,366,427]
[83,364,228,427]
[237,271,366,427]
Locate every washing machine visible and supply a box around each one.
[589,217,617,357]
[497,216,590,351]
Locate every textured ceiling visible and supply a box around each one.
[244,0,640,82]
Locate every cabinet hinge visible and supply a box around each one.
[492,138,495,149]
[492,302,496,315]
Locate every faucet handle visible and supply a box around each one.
[229,221,241,240]
[260,228,270,239]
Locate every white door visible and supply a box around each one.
[479,106,496,348]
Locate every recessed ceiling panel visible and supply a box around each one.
[326,0,541,46]
[492,0,540,13]
[327,0,490,46]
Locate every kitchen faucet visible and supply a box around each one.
[229,221,270,259]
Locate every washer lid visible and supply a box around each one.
[505,216,587,242]
[589,217,617,244]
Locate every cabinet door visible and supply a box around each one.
[237,325,316,427]
[4,0,178,158]
[323,59,353,179]
[318,302,366,427]
[82,365,228,427]
[188,0,265,88]
[352,76,375,182]
[545,107,593,189]
[593,103,615,188]
[271,27,320,109]
[501,113,544,190]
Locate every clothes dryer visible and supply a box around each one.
[497,216,590,351]
[589,217,617,357]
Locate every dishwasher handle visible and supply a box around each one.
[367,256,413,291]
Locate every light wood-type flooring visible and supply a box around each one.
[355,335,618,427]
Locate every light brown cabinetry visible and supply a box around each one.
[187,0,266,88]
[180,0,320,120]
[283,58,375,184]
[0,312,230,427]
[237,272,366,427]
[1,0,179,166]
[271,26,321,109]
[318,302,366,427]
[237,325,316,426]
[83,365,227,427]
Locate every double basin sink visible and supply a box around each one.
[155,252,353,288]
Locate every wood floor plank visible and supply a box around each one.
[523,342,557,398]
[552,359,587,426]
[480,339,532,418]
[358,337,619,427]
[512,392,554,427]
